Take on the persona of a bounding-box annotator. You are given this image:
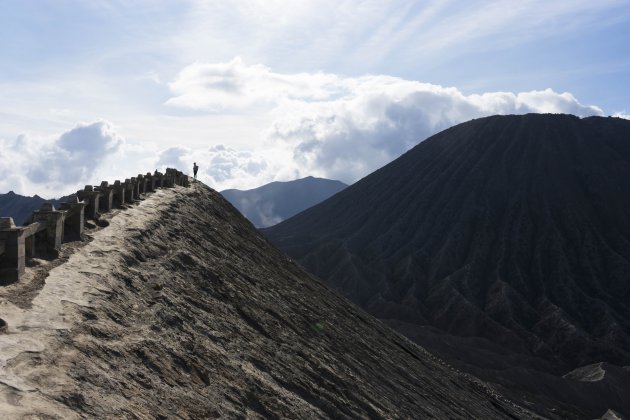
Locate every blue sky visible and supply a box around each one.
[0,0,629,196]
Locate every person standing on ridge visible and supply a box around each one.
[193,162,199,180]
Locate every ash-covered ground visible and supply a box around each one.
[0,182,542,419]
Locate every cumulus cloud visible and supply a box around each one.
[0,121,124,196]
[266,85,604,182]
[1,60,611,197]
[164,58,605,184]
[29,121,123,184]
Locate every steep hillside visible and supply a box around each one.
[0,192,67,225]
[221,176,347,227]
[264,114,630,417]
[0,182,540,418]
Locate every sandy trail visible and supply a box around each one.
[0,188,176,418]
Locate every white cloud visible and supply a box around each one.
[613,112,630,120]
[153,143,296,191]
[0,60,611,197]
[166,57,342,111]
[0,121,125,197]
[165,58,604,185]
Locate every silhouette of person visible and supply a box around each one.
[193,162,199,180]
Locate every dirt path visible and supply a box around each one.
[0,188,177,418]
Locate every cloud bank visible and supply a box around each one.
[0,59,609,197]
[166,58,604,186]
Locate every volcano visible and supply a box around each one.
[264,114,630,417]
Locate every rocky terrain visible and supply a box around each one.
[0,192,68,225]
[264,114,630,418]
[0,181,544,418]
[221,176,347,227]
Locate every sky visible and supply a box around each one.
[0,0,629,197]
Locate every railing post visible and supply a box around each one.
[146,172,156,192]
[180,171,190,187]
[32,203,67,251]
[130,177,140,198]
[95,181,114,212]
[76,186,101,220]
[154,171,164,188]
[112,180,126,206]
[0,218,26,285]
[60,197,87,239]
[136,174,146,194]
[124,179,135,202]
[165,168,175,187]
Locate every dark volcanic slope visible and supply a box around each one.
[0,182,538,418]
[221,176,347,227]
[264,114,630,414]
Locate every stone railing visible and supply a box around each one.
[0,168,189,285]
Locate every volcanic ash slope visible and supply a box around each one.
[263,113,630,417]
[0,182,537,418]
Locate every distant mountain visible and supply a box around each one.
[264,114,630,417]
[221,176,347,228]
[0,191,67,225]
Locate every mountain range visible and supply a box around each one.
[221,176,347,228]
[264,114,630,417]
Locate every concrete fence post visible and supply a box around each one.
[112,180,126,206]
[154,171,165,188]
[95,181,114,212]
[60,197,87,239]
[32,203,67,251]
[146,172,156,192]
[124,179,135,202]
[76,186,101,220]
[130,177,140,198]
[181,171,190,187]
[0,218,26,285]
[136,174,146,194]
[165,168,176,187]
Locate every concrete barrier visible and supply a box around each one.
[77,186,101,220]
[95,182,114,212]
[112,180,126,207]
